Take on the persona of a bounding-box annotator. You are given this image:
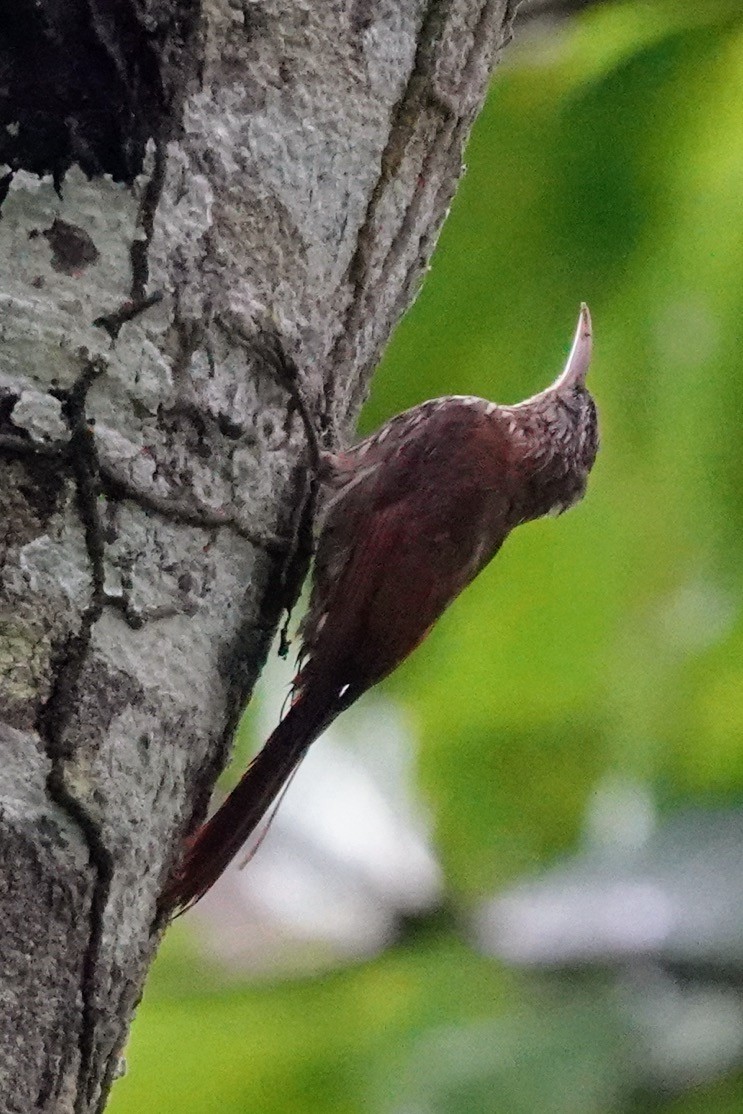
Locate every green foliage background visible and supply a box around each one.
[111,2,743,1110]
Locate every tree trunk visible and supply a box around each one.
[0,1,514,1110]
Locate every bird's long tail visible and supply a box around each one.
[164,686,338,912]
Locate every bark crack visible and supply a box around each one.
[0,432,69,459]
[363,1,503,411]
[98,463,289,553]
[332,0,517,420]
[130,139,168,303]
[0,418,289,555]
[325,0,457,419]
[93,289,164,342]
[34,351,116,1114]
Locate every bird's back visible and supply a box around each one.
[298,398,518,697]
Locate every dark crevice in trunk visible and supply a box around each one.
[35,353,116,1113]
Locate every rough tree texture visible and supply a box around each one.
[0,1,515,1110]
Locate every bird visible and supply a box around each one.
[165,304,599,911]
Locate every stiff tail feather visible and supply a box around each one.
[165,688,336,912]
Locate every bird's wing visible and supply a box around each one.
[297,497,430,695]
[299,404,441,656]
[299,404,509,693]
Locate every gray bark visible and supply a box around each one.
[0,1,515,1110]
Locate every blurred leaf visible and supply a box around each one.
[110,937,512,1114]
[659,1074,743,1114]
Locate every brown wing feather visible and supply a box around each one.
[303,402,463,651]
[300,403,515,696]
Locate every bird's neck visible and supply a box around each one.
[499,395,586,525]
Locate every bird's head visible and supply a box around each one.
[505,304,599,520]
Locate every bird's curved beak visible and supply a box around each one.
[554,303,592,390]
